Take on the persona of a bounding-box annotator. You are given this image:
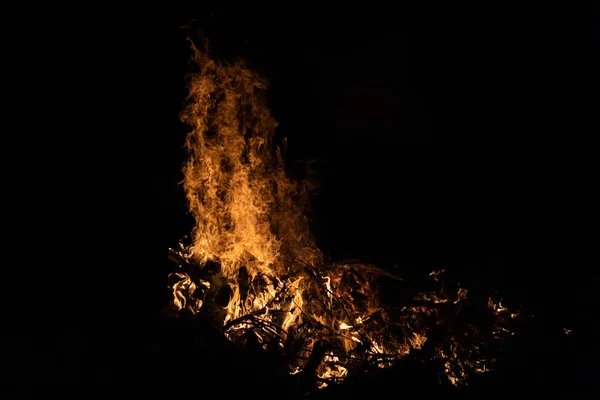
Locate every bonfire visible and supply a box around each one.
[163,40,519,392]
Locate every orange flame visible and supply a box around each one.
[166,42,515,389]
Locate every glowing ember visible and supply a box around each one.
[165,42,516,389]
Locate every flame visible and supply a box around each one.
[165,42,516,389]
[170,272,209,314]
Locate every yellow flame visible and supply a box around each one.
[171,272,209,313]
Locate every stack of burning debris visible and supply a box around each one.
[165,246,519,393]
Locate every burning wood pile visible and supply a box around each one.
[163,41,519,393]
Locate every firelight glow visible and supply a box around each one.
[166,42,516,389]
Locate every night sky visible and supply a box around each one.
[4,1,596,391]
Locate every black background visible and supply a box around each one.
[3,0,597,392]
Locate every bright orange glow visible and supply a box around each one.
[165,43,515,388]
